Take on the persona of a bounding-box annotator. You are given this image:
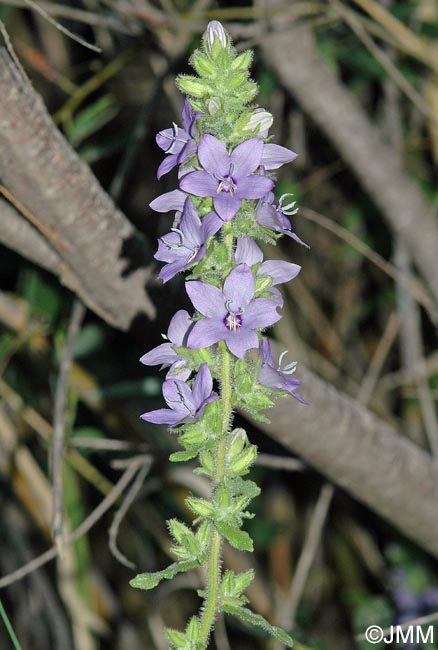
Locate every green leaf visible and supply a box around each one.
[215,522,253,552]
[185,616,200,641]
[66,95,119,147]
[169,449,199,463]
[222,604,293,647]
[165,628,187,647]
[130,560,198,590]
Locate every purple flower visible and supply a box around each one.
[156,100,200,179]
[258,338,307,403]
[234,238,301,286]
[155,199,222,282]
[256,193,309,248]
[186,264,281,359]
[140,309,192,378]
[180,134,274,221]
[260,143,297,170]
[140,363,217,426]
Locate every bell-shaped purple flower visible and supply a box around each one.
[140,309,193,378]
[140,363,217,427]
[180,134,274,221]
[156,100,200,179]
[155,199,222,282]
[186,264,281,359]
[256,193,309,248]
[258,338,307,403]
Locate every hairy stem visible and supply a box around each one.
[199,231,234,647]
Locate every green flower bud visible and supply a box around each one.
[191,52,215,78]
[186,497,214,518]
[243,109,273,134]
[231,50,253,71]
[228,428,248,461]
[206,20,227,52]
[229,445,258,475]
[225,71,247,91]
[177,75,208,98]
[206,97,221,115]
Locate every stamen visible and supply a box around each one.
[186,247,200,264]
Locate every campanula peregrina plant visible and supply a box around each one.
[131,21,308,649]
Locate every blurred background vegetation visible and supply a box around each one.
[0,1,437,649]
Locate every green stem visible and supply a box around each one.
[199,229,234,647]
[0,599,22,650]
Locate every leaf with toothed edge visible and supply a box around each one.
[215,521,254,551]
[130,560,199,590]
[222,604,294,646]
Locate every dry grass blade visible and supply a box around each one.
[108,458,152,569]
[350,0,438,72]
[22,0,101,52]
[300,207,438,324]
[331,0,438,125]
[52,299,86,555]
[0,456,146,589]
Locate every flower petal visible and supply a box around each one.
[158,260,186,283]
[162,379,193,413]
[140,408,183,426]
[224,328,259,359]
[201,211,223,240]
[198,134,230,176]
[235,174,274,200]
[230,138,263,177]
[192,363,213,406]
[223,264,255,312]
[180,171,218,198]
[258,260,301,285]
[260,337,275,367]
[234,238,263,266]
[187,318,225,349]
[157,155,178,179]
[261,144,298,170]
[150,190,186,213]
[213,193,241,221]
[140,342,176,367]
[168,309,192,346]
[186,281,224,318]
[244,298,280,329]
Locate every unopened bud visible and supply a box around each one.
[243,109,273,134]
[207,97,221,115]
[206,21,227,52]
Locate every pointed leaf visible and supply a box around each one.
[222,604,293,647]
[130,560,198,590]
[170,449,200,462]
[216,522,253,552]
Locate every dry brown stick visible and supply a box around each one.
[108,458,152,569]
[258,1,438,306]
[52,299,86,554]
[0,457,145,589]
[287,484,334,628]
[0,49,155,330]
[357,311,400,405]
